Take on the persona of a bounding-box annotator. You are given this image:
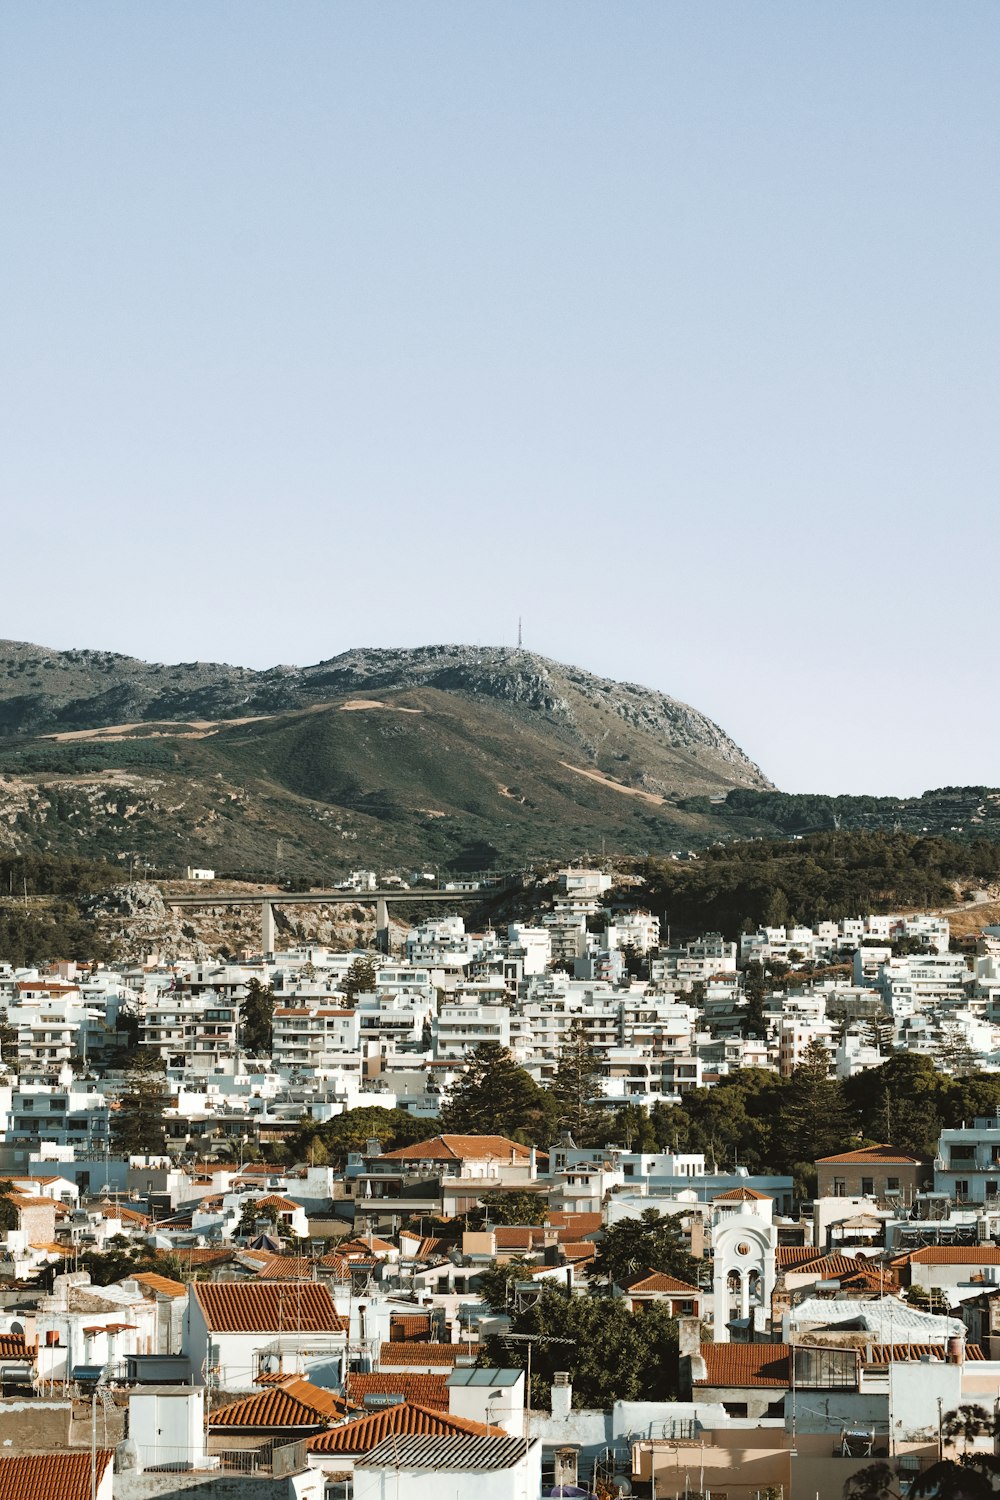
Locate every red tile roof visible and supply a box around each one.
[695,1344,790,1387]
[307,1402,505,1454]
[381,1135,534,1163]
[714,1187,771,1201]
[346,1373,449,1411]
[210,1379,348,1429]
[131,1272,187,1299]
[816,1145,925,1165]
[377,1343,478,1368]
[255,1255,315,1280]
[785,1254,868,1279]
[776,1247,821,1267]
[0,1451,113,1500]
[546,1212,604,1240]
[389,1314,432,1342]
[624,1271,701,1296]
[194,1281,347,1334]
[493,1227,544,1251]
[0,1333,29,1360]
[909,1246,1000,1265]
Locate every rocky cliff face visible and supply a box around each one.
[301,645,770,788]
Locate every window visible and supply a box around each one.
[955,1180,970,1198]
[861,1177,874,1196]
[887,1177,900,1191]
[833,1178,846,1197]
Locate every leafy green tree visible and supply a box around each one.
[287,1105,428,1163]
[482,1287,680,1407]
[0,1180,19,1233]
[111,1069,168,1155]
[593,1208,699,1288]
[440,1042,557,1144]
[742,961,767,1038]
[476,1257,533,1313]
[343,955,379,1002]
[471,1192,548,1227]
[240,978,275,1054]
[549,1020,603,1145]
[237,1198,295,1242]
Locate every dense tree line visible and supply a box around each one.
[430,1040,1000,1199]
[636,831,1000,938]
[0,903,112,967]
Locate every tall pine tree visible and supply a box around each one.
[550,1019,603,1145]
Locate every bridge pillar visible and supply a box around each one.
[375,897,390,955]
[261,900,276,957]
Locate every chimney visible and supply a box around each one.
[553,1446,579,1487]
[551,1371,572,1420]
[948,1335,964,1365]
[677,1316,701,1359]
[530,1146,537,1181]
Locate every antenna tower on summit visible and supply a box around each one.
[517,616,523,648]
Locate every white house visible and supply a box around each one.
[183,1281,347,1390]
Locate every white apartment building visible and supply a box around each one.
[506,923,551,974]
[271,1005,361,1070]
[433,1002,511,1058]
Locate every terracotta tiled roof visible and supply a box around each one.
[560,1242,597,1263]
[624,1271,701,1295]
[0,1451,113,1500]
[346,1373,449,1411]
[838,1265,898,1294]
[776,1247,820,1266]
[167,1248,234,1267]
[210,1379,349,1429]
[255,1256,315,1280]
[131,1272,187,1299]
[0,1333,29,1359]
[785,1253,867,1279]
[816,1145,925,1165]
[546,1212,604,1240]
[307,1402,505,1454]
[380,1135,534,1163]
[338,1236,394,1256]
[695,1343,790,1387]
[389,1314,432,1342]
[401,1236,450,1262]
[194,1281,347,1334]
[713,1187,771,1202]
[866,1343,984,1364]
[377,1343,478,1368]
[909,1247,1000,1265]
[253,1194,301,1212]
[493,1227,544,1251]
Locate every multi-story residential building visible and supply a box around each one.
[935,1117,1000,1204]
[816,1144,929,1200]
[140,991,239,1072]
[433,1003,510,1059]
[875,953,970,1018]
[271,1006,361,1070]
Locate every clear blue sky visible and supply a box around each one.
[2,4,997,796]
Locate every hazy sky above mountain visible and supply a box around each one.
[2,4,997,797]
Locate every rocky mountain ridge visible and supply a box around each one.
[0,640,769,792]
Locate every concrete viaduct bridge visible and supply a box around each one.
[168,876,521,955]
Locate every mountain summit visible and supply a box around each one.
[0,640,770,871]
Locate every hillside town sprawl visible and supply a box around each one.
[6,866,1000,1499]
